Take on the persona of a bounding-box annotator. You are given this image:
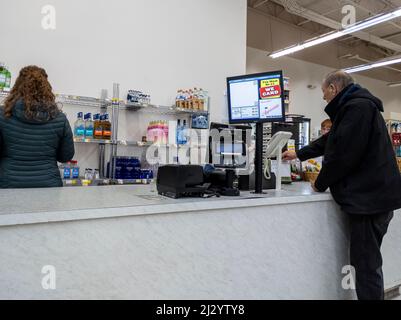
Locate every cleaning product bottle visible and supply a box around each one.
[4,66,11,90]
[93,114,103,140]
[74,112,85,137]
[84,113,94,138]
[0,63,5,90]
[102,113,112,140]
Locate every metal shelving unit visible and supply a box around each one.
[1,86,210,182]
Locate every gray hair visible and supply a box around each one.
[323,70,354,90]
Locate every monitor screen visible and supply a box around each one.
[227,71,285,124]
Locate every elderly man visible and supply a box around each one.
[283,70,401,300]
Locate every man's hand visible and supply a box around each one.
[282,151,297,161]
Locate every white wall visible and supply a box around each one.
[247,47,401,136]
[0,0,247,170]
[0,0,247,122]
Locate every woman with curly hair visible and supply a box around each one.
[0,65,74,188]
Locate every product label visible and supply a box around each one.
[75,128,85,136]
[72,168,80,179]
[63,168,71,179]
[85,129,94,137]
[94,130,103,137]
[103,130,111,137]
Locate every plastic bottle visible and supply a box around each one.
[63,162,70,179]
[4,66,11,90]
[163,120,169,144]
[175,90,182,108]
[84,113,94,138]
[188,89,193,110]
[93,114,103,140]
[74,112,85,137]
[176,119,181,144]
[102,113,112,140]
[182,119,188,145]
[198,88,205,111]
[193,87,199,110]
[0,63,6,90]
[176,119,187,145]
[71,160,80,179]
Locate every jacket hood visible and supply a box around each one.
[324,84,384,121]
[12,100,58,124]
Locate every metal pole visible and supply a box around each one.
[99,89,108,179]
[99,144,105,178]
[276,141,283,191]
[109,83,120,180]
[254,122,264,194]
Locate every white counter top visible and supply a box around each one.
[0,182,332,227]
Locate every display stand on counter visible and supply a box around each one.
[387,119,401,172]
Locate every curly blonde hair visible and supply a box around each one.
[3,65,59,119]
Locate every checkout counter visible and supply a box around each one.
[0,181,400,299]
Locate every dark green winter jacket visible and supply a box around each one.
[0,100,75,188]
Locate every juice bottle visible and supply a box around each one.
[93,114,103,140]
[175,90,182,108]
[102,113,112,140]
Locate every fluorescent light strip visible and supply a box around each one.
[373,57,401,68]
[345,56,401,74]
[270,7,401,59]
[388,82,401,87]
[270,32,344,58]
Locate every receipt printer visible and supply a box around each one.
[157,165,208,199]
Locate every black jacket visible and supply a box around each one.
[0,100,75,188]
[297,84,401,215]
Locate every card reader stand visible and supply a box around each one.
[254,123,292,194]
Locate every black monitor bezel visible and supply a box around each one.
[226,70,286,124]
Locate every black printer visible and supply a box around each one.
[157,165,241,198]
[157,165,209,199]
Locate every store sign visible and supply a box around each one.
[259,84,281,99]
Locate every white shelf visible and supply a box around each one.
[122,102,209,116]
[73,138,115,144]
[73,137,206,148]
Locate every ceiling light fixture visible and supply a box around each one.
[344,55,401,74]
[269,7,401,59]
[387,81,401,87]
